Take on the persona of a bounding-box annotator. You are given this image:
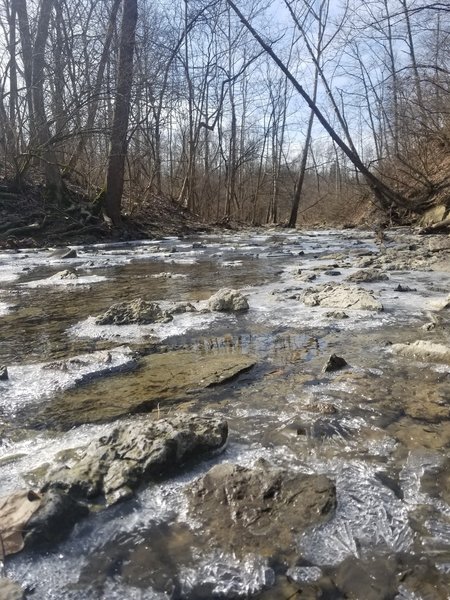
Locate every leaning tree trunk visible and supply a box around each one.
[103,0,138,225]
[225,0,405,212]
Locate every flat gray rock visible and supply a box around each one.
[208,288,249,312]
[301,284,383,311]
[391,340,450,365]
[45,415,228,505]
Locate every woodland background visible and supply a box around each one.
[0,0,449,230]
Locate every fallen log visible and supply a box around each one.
[0,217,47,239]
[419,215,450,234]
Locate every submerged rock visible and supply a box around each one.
[301,284,383,311]
[394,284,416,292]
[95,298,173,325]
[186,460,336,560]
[45,415,228,505]
[208,288,249,312]
[0,365,8,380]
[391,340,450,365]
[23,490,88,548]
[32,350,256,428]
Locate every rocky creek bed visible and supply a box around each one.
[0,227,449,599]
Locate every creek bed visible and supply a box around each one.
[0,228,450,599]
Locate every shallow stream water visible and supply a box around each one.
[1,228,450,599]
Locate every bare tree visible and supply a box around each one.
[104,0,138,224]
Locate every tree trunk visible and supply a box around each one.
[32,0,65,203]
[103,0,138,225]
[288,67,319,228]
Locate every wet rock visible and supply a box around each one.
[391,340,450,365]
[296,272,316,282]
[307,402,337,415]
[399,557,450,599]
[23,490,89,548]
[33,351,256,428]
[331,555,399,600]
[301,284,383,311]
[325,310,349,319]
[165,301,197,314]
[46,415,228,505]
[0,578,24,600]
[394,284,416,292]
[0,365,8,380]
[346,269,389,283]
[186,460,336,560]
[48,269,78,281]
[192,241,206,249]
[151,272,187,280]
[322,353,348,373]
[50,247,77,259]
[324,270,341,276]
[403,389,450,423]
[95,298,173,325]
[309,418,352,440]
[389,418,450,450]
[208,288,249,312]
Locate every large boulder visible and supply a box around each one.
[186,460,336,560]
[95,298,173,325]
[45,415,228,505]
[208,288,249,312]
[301,284,383,311]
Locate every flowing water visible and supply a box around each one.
[0,228,450,599]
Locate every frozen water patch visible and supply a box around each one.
[0,265,22,283]
[0,346,135,413]
[0,420,117,494]
[21,273,109,287]
[179,551,274,598]
[299,461,414,565]
[69,311,218,342]
[400,450,444,507]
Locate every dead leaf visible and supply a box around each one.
[0,490,42,557]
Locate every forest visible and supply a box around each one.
[0,0,449,233]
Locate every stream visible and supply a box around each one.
[0,228,449,599]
